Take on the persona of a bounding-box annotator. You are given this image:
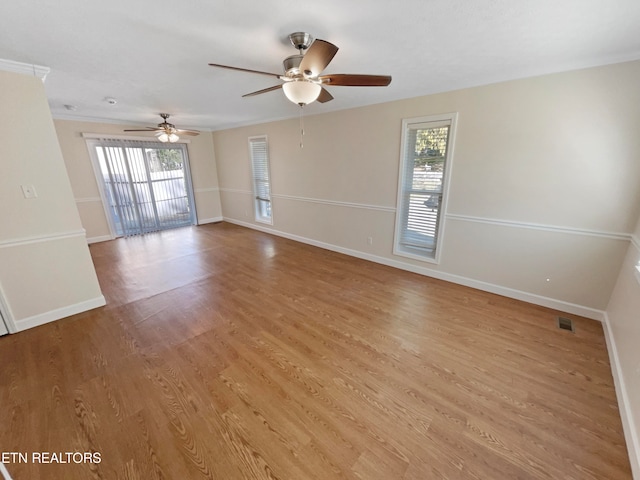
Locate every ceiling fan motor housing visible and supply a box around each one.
[283,55,304,76]
[288,32,313,51]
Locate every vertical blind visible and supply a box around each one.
[249,136,272,223]
[91,139,196,236]
[397,120,451,257]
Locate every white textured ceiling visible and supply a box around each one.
[1,0,639,131]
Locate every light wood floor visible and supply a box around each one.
[0,223,632,479]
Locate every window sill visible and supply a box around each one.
[393,246,439,265]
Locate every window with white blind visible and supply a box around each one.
[249,135,272,224]
[394,113,457,263]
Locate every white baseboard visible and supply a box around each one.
[198,216,223,225]
[87,234,114,244]
[14,296,106,332]
[222,217,605,321]
[86,220,225,242]
[603,313,640,479]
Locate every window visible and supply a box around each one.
[394,113,457,263]
[249,135,272,224]
[86,138,197,236]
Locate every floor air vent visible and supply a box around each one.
[557,316,575,333]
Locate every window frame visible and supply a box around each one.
[393,112,458,264]
[248,135,273,225]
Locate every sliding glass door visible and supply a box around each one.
[87,139,197,237]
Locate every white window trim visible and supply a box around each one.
[82,132,191,143]
[393,112,458,264]
[248,135,273,225]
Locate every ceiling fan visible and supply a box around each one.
[209,32,392,106]
[124,113,200,143]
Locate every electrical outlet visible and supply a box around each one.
[21,184,37,199]
[367,237,373,245]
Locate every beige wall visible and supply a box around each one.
[0,69,104,330]
[606,212,640,477]
[54,119,222,241]
[213,60,640,316]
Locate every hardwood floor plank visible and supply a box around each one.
[0,223,632,479]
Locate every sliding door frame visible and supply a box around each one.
[84,134,197,238]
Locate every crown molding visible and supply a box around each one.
[52,112,212,132]
[0,58,50,82]
[53,113,161,127]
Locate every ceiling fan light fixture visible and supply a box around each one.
[156,131,180,143]
[282,80,321,106]
[208,32,392,109]
[125,114,198,139]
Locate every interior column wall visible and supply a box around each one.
[0,69,104,331]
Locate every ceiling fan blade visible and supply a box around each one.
[242,84,283,97]
[124,128,160,132]
[319,74,392,87]
[177,130,200,136]
[209,63,281,78]
[317,87,334,103]
[299,39,338,76]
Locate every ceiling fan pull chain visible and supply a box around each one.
[299,105,305,148]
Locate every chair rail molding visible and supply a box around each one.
[0,229,87,249]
